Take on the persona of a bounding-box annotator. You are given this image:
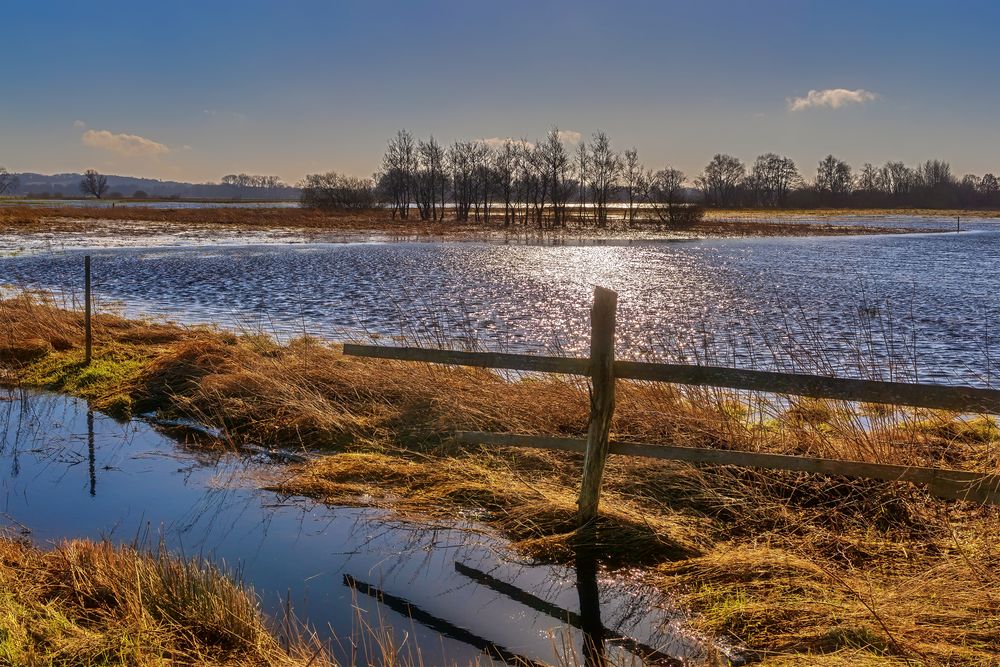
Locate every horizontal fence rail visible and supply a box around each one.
[343,287,1000,512]
[455,432,1000,505]
[342,343,1000,413]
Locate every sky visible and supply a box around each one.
[2,0,999,185]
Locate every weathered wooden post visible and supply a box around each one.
[578,286,618,526]
[84,255,92,366]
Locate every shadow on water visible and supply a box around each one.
[0,387,728,666]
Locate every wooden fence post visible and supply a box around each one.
[578,286,618,525]
[84,255,92,366]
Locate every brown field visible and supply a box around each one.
[2,293,999,664]
[0,204,967,240]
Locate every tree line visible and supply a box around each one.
[299,128,1000,222]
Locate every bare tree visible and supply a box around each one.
[980,173,999,195]
[413,136,447,221]
[585,132,621,227]
[80,169,109,199]
[540,128,573,227]
[472,142,495,222]
[815,155,853,203]
[747,154,799,207]
[0,168,18,196]
[879,161,915,198]
[649,167,686,223]
[493,139,524,225]
[621,148,645,222]
[697,154,745,207]
[300,172,376,209]
[378,130,416,219]
[448,141,477,222]
[856,163,880,193]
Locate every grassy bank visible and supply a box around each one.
[0,204,962,240]
[2,294,999,664]
[0,535,330,666]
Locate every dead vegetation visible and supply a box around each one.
[0,534,332,666]
[0,204,945,240]
[2,293,999,664]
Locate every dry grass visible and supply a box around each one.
[0,204,947,240]
[0,534,333,666]
[2,294,1000,664]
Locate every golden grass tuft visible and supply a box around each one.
[0,535,331,666]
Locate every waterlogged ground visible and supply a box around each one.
[1,216,999,385]
[0,389,711,665]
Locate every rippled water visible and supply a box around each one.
[2,224,999,385]
[0,389,708,665]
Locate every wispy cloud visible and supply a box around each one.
[480,137,535,150]
[73,120,87,128]
[81,129,171,157]
[788,88,878,111]
[556,129,582,144]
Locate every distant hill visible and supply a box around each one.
[12,172,300,200]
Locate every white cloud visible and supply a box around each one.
[73,120,86,128]
[556,129,582,144]
[480,137,535,150]
[81,129,171,157]
[788,88,878,111]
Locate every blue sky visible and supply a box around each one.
[2,0,998,183]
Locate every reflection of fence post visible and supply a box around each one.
[87,409,96,497]
[84,255,92,366]
[578,286,618,526]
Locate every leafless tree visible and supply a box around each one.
[917,159,954,189]
[980,173,999,195]
[878,161,915,198]
[0,168,18,196]
[747,153,799,207]
[492,139,524,226]
[378,130,416,219]
[621,148,645,222]
[585,132,621,227]
[576,139,589,224]
[300,172,376,209]
[815,155,853,202]
[856,163,880,192]
[472,142,495,222]
[413,136,447,221]
[79,169,109,199]
[697,154,745,207]
[448,141,478,222]
[648,167,685,222]
[540,128,573,227]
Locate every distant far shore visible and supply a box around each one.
[0,204,984,243]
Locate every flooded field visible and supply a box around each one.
[1,217,999,385]
[0,388,717,665]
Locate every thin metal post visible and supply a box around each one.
[84,255,92,365]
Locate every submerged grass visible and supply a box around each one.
[2,294,1000,664]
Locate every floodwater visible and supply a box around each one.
[0,389,717,665]
[1,217,999,385]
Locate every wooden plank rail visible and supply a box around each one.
[343,287,1000,516]
[455,431,1000,505]
[342,344,1000,413]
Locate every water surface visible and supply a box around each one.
[0,389,710,665]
